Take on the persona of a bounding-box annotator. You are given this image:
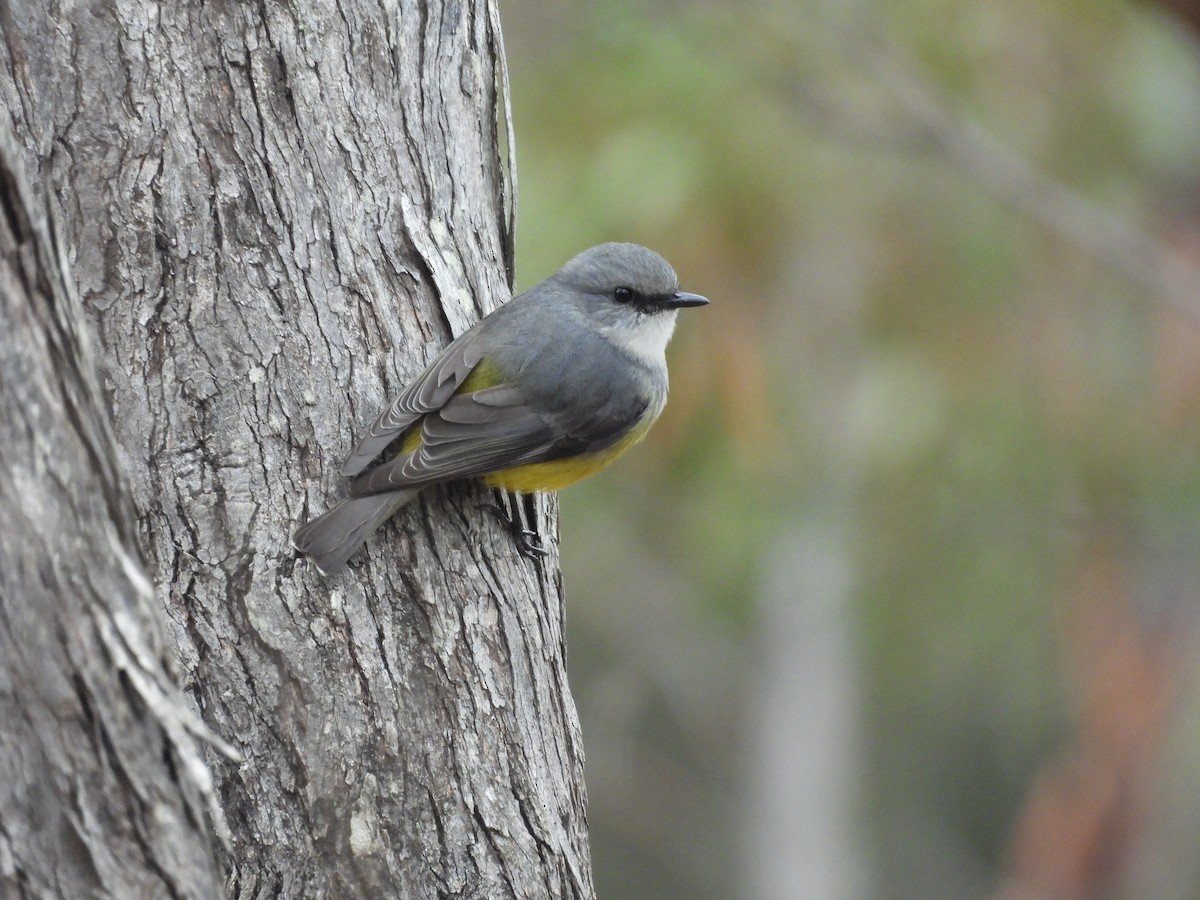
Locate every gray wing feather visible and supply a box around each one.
[349,386,560,497]
[339,333,486,476]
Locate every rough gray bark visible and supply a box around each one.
[1,1,592,897]
[0,126,228,898]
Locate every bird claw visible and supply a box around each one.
[480,501,549,560]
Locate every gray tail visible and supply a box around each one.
[293,490,418,575]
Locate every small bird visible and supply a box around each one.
[293,242,708,573]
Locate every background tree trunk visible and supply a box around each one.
[1,2,593,897]
[0,123,227,900]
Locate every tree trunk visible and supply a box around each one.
[1,2,592,897]
[0,122,228,900]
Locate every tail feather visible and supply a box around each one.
[293,490,418,574]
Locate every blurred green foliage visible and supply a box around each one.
[504,0,1200,896]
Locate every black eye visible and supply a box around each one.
[613,286,634,303]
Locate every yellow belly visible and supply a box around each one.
[482,418,655,492]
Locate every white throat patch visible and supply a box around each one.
[602,311,678,368]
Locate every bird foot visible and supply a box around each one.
[480,500,549,560]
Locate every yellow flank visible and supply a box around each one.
[399,425,423,454]
[458,359,505,393]
[483,416,656,492]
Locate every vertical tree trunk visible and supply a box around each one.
[1,2,593,897]
[0,123,227,900]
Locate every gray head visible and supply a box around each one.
[550,243,708,364]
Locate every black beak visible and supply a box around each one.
[662,290,709,309]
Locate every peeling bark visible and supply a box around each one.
[1,2,591,897]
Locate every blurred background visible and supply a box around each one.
[501,1,1200,897]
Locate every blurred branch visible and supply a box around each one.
[761,1,1200,325]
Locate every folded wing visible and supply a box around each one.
[340,333,485,476]
[348,384,563,496]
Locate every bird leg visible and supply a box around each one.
[480,490,549,560]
